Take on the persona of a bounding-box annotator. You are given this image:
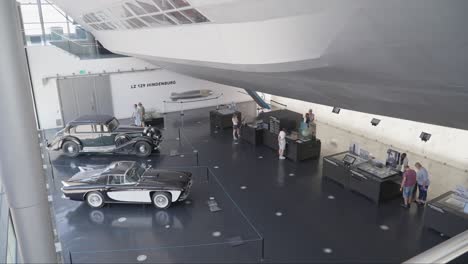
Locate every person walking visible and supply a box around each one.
[278,128,286,160]
[415,162,430,205]
[138,102,146,127]
[400,165,417,208]
[232,113,240,140]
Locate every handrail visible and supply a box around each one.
[403,229,468,263]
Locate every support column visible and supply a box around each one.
[37,0,47,44]
[0,0,56,263]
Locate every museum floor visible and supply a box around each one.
[41,102,467,263]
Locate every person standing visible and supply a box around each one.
[132,104,141,127]
[400,165,417,208]
[396,153,409,174]
[304,113,310,127]
[137,102,146,127]
[278,128,286,160]
[308,109,315,123]
[415,162,430,205]
[232,113,240,140]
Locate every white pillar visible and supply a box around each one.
[0,0,56,263]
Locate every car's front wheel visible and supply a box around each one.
[86,192,105,208]
[152,192,172,209]
[135,141,152,157]
[62,141,80,157]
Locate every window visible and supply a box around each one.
[20,5,40,23]
[140,16,161,26]
[108,175,123,185]
[180,9,209,23]
[166,11,192,24]
[107,118,120,131]
[169,0,190,8]
[152,0,175,11]
[125,2,147,16]
[129,18,148,28]
[151,14,176,25]
[74,125,93,133]
[136,0,160,14]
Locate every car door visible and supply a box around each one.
[99,123,117,146]
[106,175,151,203]
[73,124,101,147]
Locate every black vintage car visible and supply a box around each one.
[47,115,162,157]
[61,161,192,209]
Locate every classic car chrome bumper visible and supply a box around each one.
[178,180,193,201]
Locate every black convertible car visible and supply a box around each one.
[47,115,162,157]
[61,161,192,209]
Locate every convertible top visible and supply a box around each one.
[69,115,115,125]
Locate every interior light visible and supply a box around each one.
[371,118,380,126]
[420,132,431,142]
[332,107,341,114]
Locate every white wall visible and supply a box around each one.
[27,45,252,129]
[269,95,468,171]
[110,70,251,119]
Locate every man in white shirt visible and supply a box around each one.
[278,128,286,160]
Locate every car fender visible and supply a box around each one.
[131,136,154,145]
[60,136,82,150]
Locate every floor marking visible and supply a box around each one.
[323,248,333,254]
[379,225,389,231]
[165,225,170,229]
[185,200,192,205]
[118,217,127,223]
[328,195,335,200]
[214,166,219,169]
[240,186,247,190]
[48,195,53,202]
[43,164,47,169]
[275,212,283,217]
[258,156,263,159]
[137,255,147,262]
[55,242,62,253]
[212,231,222,237]
[193,150,198,153]
[180,155,185,158]
[289,173,295,177]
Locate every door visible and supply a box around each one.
[106,175,150,203]
[72,124,101,147]
[99,123,117,146]
[57,76,114,125]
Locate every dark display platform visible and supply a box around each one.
[262,130,321,162]
[210,109,241,130]
[145,116,165,128]
[323,152,401,204]
[240,124,264,145]
[424,191,468,237]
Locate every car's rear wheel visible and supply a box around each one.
[86,192,104,208]
[62,141,80,157]
[135,141,152,157]
[152,192,171,209]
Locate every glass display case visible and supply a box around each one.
[356,162,400,180]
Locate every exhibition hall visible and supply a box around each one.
[0,0,467,263]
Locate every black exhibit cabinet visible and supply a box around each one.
[210,109,241,130]
[262,130,321,162]
[323,152,401,204]
[145,117,165,128]
[240,124,264,145]
[424,191,468,237]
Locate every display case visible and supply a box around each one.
[240,123,264,145]
[262,130,321,162]
[424,191,468,237]
[210,109,241,130]
[323,151,401,204]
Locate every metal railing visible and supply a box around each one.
[403,229,468,263]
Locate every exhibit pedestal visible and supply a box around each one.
[210,110,241,130]
[262,130,321,162]
[424,191,468,237]
[241,125,264,145]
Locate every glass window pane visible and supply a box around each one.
[23,23,43,36]
[75,125,93,133]
[140,16,161,26]
[169,0,190,8]
[20,5,40,23]
[136,0,160,14]
[125,2,147,16]
[110,6,133,19]
[152,0,174,11]
[166,11,191,24]
[151,14,176,25]
[180,9,209,23]
[41,5,67,23]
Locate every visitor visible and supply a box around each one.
[308,109,317,137]
[308,109,315,123]
[400,165,417,208]
[396,153,409,174]
[304,113,310,127]
[132,104,141,127]
[278,128,286,160]
[138,102,146,127]
[232,113,240,140]
[415,162,430,205]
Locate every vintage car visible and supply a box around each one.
[61,161,192,209]
[47,115,162,157]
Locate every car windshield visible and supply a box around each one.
[125,165,146,183]
[107,118,120,131]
